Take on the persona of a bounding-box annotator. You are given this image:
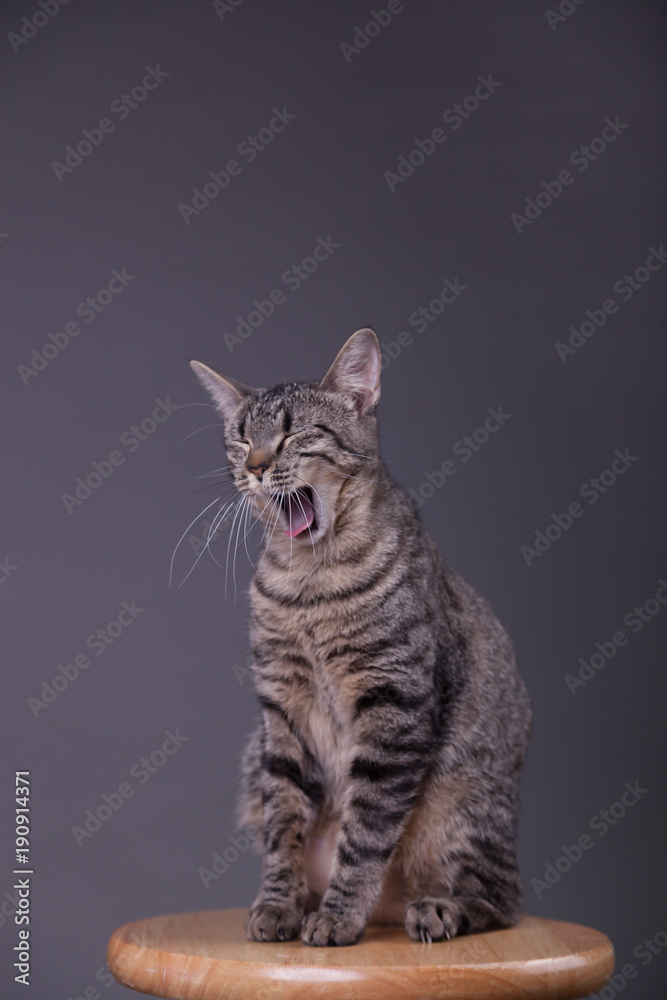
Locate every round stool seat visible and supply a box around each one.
[107,908,614,999]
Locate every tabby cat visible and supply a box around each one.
[190,328,531,947]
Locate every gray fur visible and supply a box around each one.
[190,328,531,947]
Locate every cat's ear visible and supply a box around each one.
[320,328,381,416]
[190,360,255,424]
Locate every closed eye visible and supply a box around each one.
[275,429,327,455]
[276,432,300,455]
[298,451,337,465]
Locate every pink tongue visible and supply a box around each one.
[284,492,315,537]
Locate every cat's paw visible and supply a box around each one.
[301,910,366,947]
[245,901,303,942]
[405,898,457,944]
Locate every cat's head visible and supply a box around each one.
[190,328,381,545]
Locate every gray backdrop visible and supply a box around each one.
[1,1,666,997]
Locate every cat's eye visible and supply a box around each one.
[276,432,298,454]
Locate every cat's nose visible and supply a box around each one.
[246,451,272,481]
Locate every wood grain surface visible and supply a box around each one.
[107,908,614,999]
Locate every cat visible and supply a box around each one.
[190,327,531,947]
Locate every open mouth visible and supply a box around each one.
[281,487,318,538]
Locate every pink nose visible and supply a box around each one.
[246,452,271,481]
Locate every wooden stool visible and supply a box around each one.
[107,908,614,999]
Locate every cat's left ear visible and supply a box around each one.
[320,328,381,416]
[190,360,256,424]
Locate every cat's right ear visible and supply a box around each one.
[190,360,255,424]
[320,328,381,416]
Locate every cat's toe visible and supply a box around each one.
[405,899,456,943]
[301,910,366,947]
[245,901,302,942]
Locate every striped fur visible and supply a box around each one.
[190,329,531,947]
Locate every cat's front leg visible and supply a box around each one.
[301,682,433,946]
[246,707,323,943]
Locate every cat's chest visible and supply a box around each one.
[251,572,373,805]
[277,634,354,809]
[302,689,351,809]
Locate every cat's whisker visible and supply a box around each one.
[239,495,254,576]
[231,496,250,600]
[168,477,237,514]
[182,423,225,441]
[195,465,232,479]
[202,511,227,572]
[223,501,241,599]
[344,451,396,466]
[287,489,294,580]
[336,471,370,482]
[294,488,316,559]
[229,500,243,601]
[244,493,274,561]
[344,451,382,462]
[173,481,236,509]
[204,495,240,570]
[262,493,283,553]
[257,498,280,570]
[257,496,276,552]
[293,475,324,506]
[258,489,284,571]
[293,476,326,526]
[225,497,247,599]
[177,495,240,587]
[169,494,222,586]
[254,491,275,552]
[240,497,256,571]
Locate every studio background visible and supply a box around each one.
[1,1,666,997]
